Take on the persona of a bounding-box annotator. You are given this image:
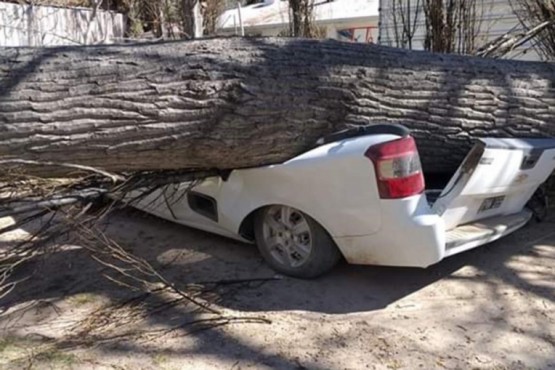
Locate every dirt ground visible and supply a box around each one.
[1,207,554,370]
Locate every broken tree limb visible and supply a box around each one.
[0,189,106,218]
[475,20,555,59]
[0,159,123,182]
[1,37,555,176]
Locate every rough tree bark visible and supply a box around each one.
[1,37,554,176]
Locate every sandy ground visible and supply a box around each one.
[0,207,554,370]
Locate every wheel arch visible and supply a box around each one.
[237,203,337,246]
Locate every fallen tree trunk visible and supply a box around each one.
[2,37,555,302]
[1,37,555,175]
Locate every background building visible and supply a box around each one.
[217,0,541,61]
[217,0,380,43]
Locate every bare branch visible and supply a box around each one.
[476,19,555,58]
[0,159,123,183]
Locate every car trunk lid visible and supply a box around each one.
[431,138,555,230]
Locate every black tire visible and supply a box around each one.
[254,206,342,278]
[526,184,549,222]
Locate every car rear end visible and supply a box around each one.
[331,131,446,267]
[329,128,555,268]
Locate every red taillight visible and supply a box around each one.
[365,136,425,199]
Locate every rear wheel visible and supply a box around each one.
[254,205,341,278]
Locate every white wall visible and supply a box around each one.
[0,1,125,46]
[379,0,541,61]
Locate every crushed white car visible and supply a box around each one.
[127,125,555,278]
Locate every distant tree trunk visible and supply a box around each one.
[289,0,303,36]
[1,37,555,176]
[181,0,203,38]
[288,0,315,37]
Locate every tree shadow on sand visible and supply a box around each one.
[1,206,554,368]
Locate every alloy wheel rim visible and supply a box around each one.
[262,205,312,268]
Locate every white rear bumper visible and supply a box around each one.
[332,195,532,268]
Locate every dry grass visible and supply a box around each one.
[67,292,99,306]
[0,335,79,369]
